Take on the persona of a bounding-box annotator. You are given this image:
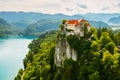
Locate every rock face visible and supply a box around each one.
[54,37,77,67]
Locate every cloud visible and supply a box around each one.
[59,0,70,2]
[0,0,24,2]
[0,0,119,15]
[65,8,73,11]
[101,7,110,10]
[41,2,61,9]
[77,3,88,9]
[117,3,120,7]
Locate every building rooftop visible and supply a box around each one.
[66,19,90,26]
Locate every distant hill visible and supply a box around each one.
[0,12,84,23]
[80,13,120,23]
[23,19,109,36]
[0,12,51,28]
[0,18,19,36]
[0,11,119,36]
[1,12,119,28]
[0,12,84,28]
[0,18,11,26]
[108,16,120,24]
[23,19,61,36]
[0,12,119,22]
[89,21,109,28]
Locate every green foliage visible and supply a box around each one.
[89,71,100,80]
[84,22,89,38]
[100,32,112,48]
[59,24,64,30]
[91,41,100,52]
[0,18,23,36]
[90,27,98,40]
[105,42,116,54]
[66,27,120,80]
[66,35,79,49]
[62,19,67,25]
[59,19,67,30]
[14,68,23,80]
[58,59,78,80]
[15,31,56,80]
[23,19,60,36]
[54,71,62,80]
[15,25,120,80]
[115,32,120,46]
[97,27,109,39]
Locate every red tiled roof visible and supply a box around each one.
[66,19,90,27]
[79,19,86,22]
[67,20,79,26]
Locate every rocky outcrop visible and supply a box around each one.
[54,37,77,67]
[54,19,91,67]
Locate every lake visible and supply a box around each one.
[0,36,35,80]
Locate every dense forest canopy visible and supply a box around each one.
[15,20,120,80]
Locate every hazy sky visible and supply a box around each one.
[0,0,120,15]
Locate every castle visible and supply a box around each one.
[65,19,91,37]
[54,19,91,67]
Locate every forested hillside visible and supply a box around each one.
[109,16,120,24]
[1,12,119,36]
[0,18,20,36]
[23,19,109,36]
[15,19,120,80]
[23,19,60,36]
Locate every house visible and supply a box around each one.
[64,19,90,37]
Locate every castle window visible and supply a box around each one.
[80,22,83,26]
[81,27,84,32]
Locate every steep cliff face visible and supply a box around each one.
[54,34,77,67]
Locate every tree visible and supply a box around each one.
[105,42,116,54]
[62,19,67,25]
[91,41,100,52]
[90,27,98,40]
[14,68,23,80]
[89,71,100,80]
[100,32,112,48]
[115,32,120,46]
[15,21,120,80]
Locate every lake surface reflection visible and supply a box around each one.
[0,36,34,80]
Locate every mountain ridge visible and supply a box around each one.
[0,11,119,36]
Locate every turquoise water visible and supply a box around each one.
[0,36,34,80]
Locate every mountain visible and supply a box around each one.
[89,21,109,28]
[0,11,52,28]
[52,13,85,20]
[0,11,119,36]
[0,12,84,28]
[0,18,19,36]
[0,11,51,22]
[23,19,61,36]
[23,19,109,36]
[0,18,11,26]
[1,11,118,28]
[108,16,120,24]
[80,13,120,23]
